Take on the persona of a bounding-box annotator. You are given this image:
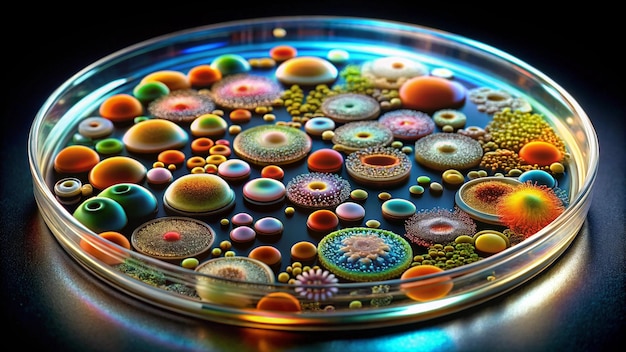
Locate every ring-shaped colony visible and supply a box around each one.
[286,172,351,210]
[345,146,412,188]
[233,124,312,166]
[317,227,413,282]
[331,121,394,153]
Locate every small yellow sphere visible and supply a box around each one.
[181,257,199,269]
[349,300,363,309]
[277,272,291,283]
[473,230,509,254]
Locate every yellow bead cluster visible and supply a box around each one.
[478,108,567,174]
[276,261,321,284]
[483,108,566,154]
[335,64,375,94]
[280,84,336,119]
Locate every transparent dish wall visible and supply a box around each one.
[29,16,598,330]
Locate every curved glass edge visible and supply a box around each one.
[27,16,599,330]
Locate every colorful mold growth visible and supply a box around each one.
[48,35,575,313]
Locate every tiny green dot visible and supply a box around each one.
[391,141,403,149]
[349,300,363,309]
[350,189,368,201]
[134,116,150,124]
[181,257,199,269]
[417,175,431,184]
[455,235,474,244]
[409,185,425,196]
[365,219,381,228]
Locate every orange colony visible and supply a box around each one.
[99,94,144,123]
[400,264,454,302]
[518,141,563,166]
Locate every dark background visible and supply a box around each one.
[2,3,624,351]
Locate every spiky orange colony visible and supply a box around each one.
[496,183,565,237]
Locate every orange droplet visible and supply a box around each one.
[307,148,344,173]
[80,231,131,265]
[400,264,453,302]
[306,209,339,232]
[399,76,466,113]
[158,149,186,165]
[187,64,222,88]
[290,241,317,262]
[256,292,301,312]
[260,165,284,180]
[249,245,282,266]
[518,141,562,166]
[99,94,144,123]
[88,156,147,190]
[54,145,100,174]
[229,109,252,124]
[269,45,298,61]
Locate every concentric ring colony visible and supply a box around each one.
[51,32,570,313]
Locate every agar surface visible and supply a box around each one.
[50,38,571,312]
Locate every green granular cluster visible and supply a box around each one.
[116,258,166,286]
[164,283,199,298]
[370,284,392,307]
[280,66,386,120]
[281,84,338,119]
[301,301,323,311]
[333,64,375,94]
[411,242,483,270]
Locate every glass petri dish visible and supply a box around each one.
[28,16,598,331]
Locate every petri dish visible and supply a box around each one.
[28,16,598,331]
